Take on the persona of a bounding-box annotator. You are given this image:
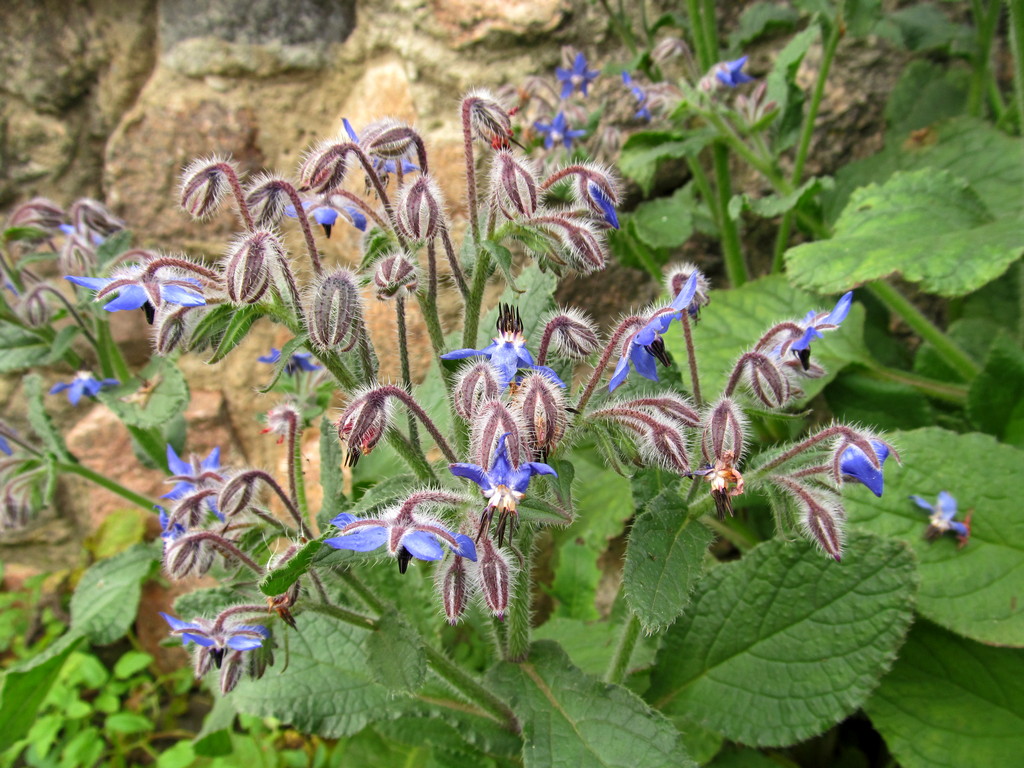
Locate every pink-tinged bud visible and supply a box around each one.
[701,398,746,464]
[517,372,567,459]
[540,308,600,360]
[651,37,690,65]
[169,489,220,529]
[306,269,362,351]
[194,646,216,678]
[219,651,244,694]
[362,118,418,161]
[20,287,51,328]
[476,535,513,619]
[436,553,472,624]
[217,473,258,518]
[471,400,524,470]
[223,230,281,304]
[8,197,65,232]
[491,150,539,220]
[732,352,791,409]
[180,157,236,220]
[1,486,30,532]
[164,533,215,579]
[637,421,691,475]
[629,395,700,429]
[453,362,500,421]
[463,89,514,147]
[776,477,846,561]
[60,233,98,275]
[298,139,350,194]
[245,174,293,229]
[153,305,197,356]
[69,199,124,239]
[373,251,418,300]
[396,175,445,241]
[337,388,394,466]
[534,215,607,275]
[665,262,710,318]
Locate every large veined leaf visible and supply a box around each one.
[98,358,190,429]
[487,641,694,768]
[645,531,917,746]
[665,274,869,403]
[865,621,1024,768]
[0,636,80,752]
[230,611,390,738]
[786,168,1024,298]
[69,543,156,644]
[845,427,1024,646]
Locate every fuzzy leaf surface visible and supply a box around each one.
[645,532,916,746]
[488,641,693,768]
[70,543,156,644]
[846,427,1024,646]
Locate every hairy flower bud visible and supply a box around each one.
[665,262,710,319]
[629,395,701,429]
[298,139,350,194]
[491,151,539,220]
[1,486,30,532]
[453,362,500,421]
[164,532,215,579]
[70,199,124,239]
[218,472,260,518]
[775,477,846,561]
[436,553,472,625]
[396,176,445,241]
[245,174,293,229]
[152,305,197,356]
[306,269,362,351]
[730,352,792,409]
[373,251,418,300]
[640,421,691,475]
[8,197,65,233]
[20,287,51,328]
[471,400,524,470]
[180,157,236,220]
[60,232,98,275]
[463,89,514,147]
[362,119,418,161]
[219,652,245,694]
[337,388,394,466]
[517,372,567,460]
[701,398,746,464]
[223,230,280,304]
[540,308,600,360]
[534,215,607,274]
[475,535,513,619]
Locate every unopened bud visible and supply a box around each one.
[665,263,710,319]
[476,535,513,619]
[70,199,124,239]
[245,174,293,229]
[491,151,539,220]
[60,233,97,275]
[373,251,418,300]
[362,119,418,161]
[464,89,514,147]
[298,139,350,194]
[20,287,51,328]
[701,398,746,464]
[307,269,362,351]
[651,37,690,65]
[517,372,567,459]
[223,231,280,304]
[472,400,524,470]
[153,305,196,356]
[733,352,791,409]
[164,532,215,579]
[218,473,259,518]
[337,388,394,466]
[180,157,236,220]
[534,216,607,275]
[540,308,600,360]
[436,553,472,625]
[453,362,500,421]
[1,486,30,532]
[640,421,691,475]
[396,176,445,241]
[220,651,244,694]
[776,477,845,561]
[629,395,700,428]
[8,197,65,232]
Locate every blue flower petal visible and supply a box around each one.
[66,275,111,291]
[402,530,444,561]
[325,525,388,552]
[102,286,149,312]
[608,356,631,392]
[226,634,265,651]
[452,533,477,561]
[160,284,206,307]
[449,462,492,491]
[330,512,357,528]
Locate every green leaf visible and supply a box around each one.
[481,239,522,293]
[365,610,426,692]
[665,275,869,403]
[487,641,694,768]
[192,693,236,756]
[824,368,936,431]
[728,2,800,49]
[533,617,655,678]
[230,610,390,737]
[967,333,1024,445]
[259,538,323,596]
[618,130,714,195]
[765,22,819,149]
[319,415,345,520]
[258,335,308,393]
[0,635,80,752]
[846,427,1024,646]
[3,225,49,243]
[188,304,236,350]
[786,168,1024,297]
[70,543,156,644]
[623,484,713,633]
[207,304,266,363]
[98,358,190,429]
[105,711,155,734]
[865,621,1024,768]
[112,650,153,679]
[173,586,239,619]
[24,373,72,461]
[645,531,917,747]
[95,230,133,267]
[883,60,969,137]
[0,327,73,374]
[887,3,971,51]
[728,176,833,220]
[632,186,694,249]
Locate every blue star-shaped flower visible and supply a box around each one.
[713,56,755,88]
[326,510,476,574]
[161,612,269,651]
[788,291,853,370]
[257,347,322,375]
[450,432,557,545]
[284,200,367,238]
[534,112,587,151]
[49,372,119,405]
[442,304,564,389]
[839,440,890,497]
[622,72,652,120]
[556,52,600,98]
[66,271,205,313]
[911,491,970,544]
[587,182,619,229]
[164,443,223,518]
[609,273,698,392]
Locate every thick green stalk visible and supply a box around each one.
[1008,0,1024,132]
[712,144,748,286]
[605,612,641,684]
[868,281,981,380]
[968,0,1003,117]
[860,364,969,404]
[313,347,359,391]
[56,461,157,512]
[305,601,376,631]
[424,646,519,731]
[385,430,437,483]
[505,527,535,662]
[462,249,492,350]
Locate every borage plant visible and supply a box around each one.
[2,89,919,765]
